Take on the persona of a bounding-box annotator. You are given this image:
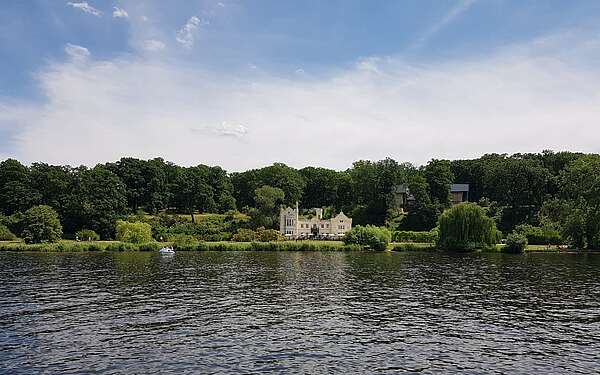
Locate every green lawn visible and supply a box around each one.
[0,239,575,253]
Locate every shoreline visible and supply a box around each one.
[0,240,594,254]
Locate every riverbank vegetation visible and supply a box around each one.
[438,203,501,251]
[0,240,361,252]
[1,150,600,251]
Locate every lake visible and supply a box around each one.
[1,251,599,374]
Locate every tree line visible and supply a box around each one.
[1,150,599,248]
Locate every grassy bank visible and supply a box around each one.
[391,242,437,252]
[0,240,579,253]
[391,242,571,253]
[0,240,363,252]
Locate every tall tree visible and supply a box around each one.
[422,159,454,207]
[0,159,41,215]
[64,166,128,239]
[249,185,285,229]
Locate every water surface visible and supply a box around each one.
[1,251,599,374]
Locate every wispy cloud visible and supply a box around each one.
[142,40,166,52]
[112,7,129,19]
[64,43,90,61]
[193,122,248,138]
[176,16,206,49]
[2,32,600,170]
[66,2,102,17]
[409,0,477,52]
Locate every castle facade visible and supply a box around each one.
[280,203,352,239]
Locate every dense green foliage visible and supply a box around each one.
[0,224,16,241]
[343,225,391,251]
[248,186,285,229]
[21,205,63,244]
[504,232,528,253]
[231,228,257,242]
[115,220,153,243]
[392,230,439,243]
[438,203,500,251]
[148,212,249,242]
[76,229,100,241]
[513,224,562,245]
[256,228,285,242]
[2,151,600,248]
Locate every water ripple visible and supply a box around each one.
[1,251,600,374]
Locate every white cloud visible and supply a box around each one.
[64,43,90,61]
[112,7,129,19]
[194,122,248,138]
[66,2,102,17]
[176,16,205,49]
[2,31,600,170]
[142,39,165,52]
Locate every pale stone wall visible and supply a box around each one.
[280,207,298,236]
[280,205,352,238]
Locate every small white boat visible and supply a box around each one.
[159,246,175,255]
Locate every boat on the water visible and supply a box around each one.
[159,246,175,255]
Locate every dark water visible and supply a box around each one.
[1,251,600,374]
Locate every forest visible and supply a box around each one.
[1,150,599,249]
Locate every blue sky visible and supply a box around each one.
[1,1,600,170]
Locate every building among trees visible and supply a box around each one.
[280,203,352,239]
[450,184,470,205]
[392,183,470,212]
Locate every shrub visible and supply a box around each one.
[76,229,100,241]
[514,224,562,245]
[138,242,162,252]
[343,225,391,251]
[21,205,63,244]
[115,220,153,243]
[256,228,285,242]
[392,229,438,243]
[504,232,528,254]
[392,243,437,252]
[438,203,500,251]
[170,234,198,247]
[0,224,17,241]
[232,228,257,242]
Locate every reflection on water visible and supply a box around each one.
[1,251,600,374]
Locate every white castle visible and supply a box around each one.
[280,203,352,239]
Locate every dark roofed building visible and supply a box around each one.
[451,184,470,205]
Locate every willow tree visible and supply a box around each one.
[438,203,500,251]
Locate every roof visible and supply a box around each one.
[451,184,470,192]
[392,184,409,194]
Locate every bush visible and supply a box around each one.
[21,205,63,244]
[392,243,437,252]
[137,242,162,252]
[256,228,284,242]
[438,203,500,251]
[76,229,100,241]
[343,225,391,251]
[504,232,528,253]
[170,234,199,247]
[392,229,438,243]
[232,228,257,242]
[0,224,16,241]
[115,220,153,243]
[514,224,562,245]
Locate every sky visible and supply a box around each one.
[1,0,600,171]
